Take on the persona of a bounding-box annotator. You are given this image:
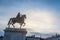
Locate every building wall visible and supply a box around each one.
[46,37,60,40]
[26,37,41,40]
[26,38,34,40]
[0,38,3,40]
[34,38,40,40]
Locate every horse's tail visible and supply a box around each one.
[8,18,12,25]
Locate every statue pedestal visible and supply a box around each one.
[4,28,27,40]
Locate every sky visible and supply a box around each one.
[0,0,60,38]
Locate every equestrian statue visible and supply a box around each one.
[8,12,26,28]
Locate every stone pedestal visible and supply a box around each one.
[4,28,27,40]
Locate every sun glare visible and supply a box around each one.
[25,9,54,33]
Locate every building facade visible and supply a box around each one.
[46,34,60,40]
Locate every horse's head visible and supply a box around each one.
[22,14,26,19]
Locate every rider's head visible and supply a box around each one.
[18,12,20,14]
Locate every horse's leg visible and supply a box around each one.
[12,24,15,28]
[23,22,26,27]
[8,22,12,28]
[20,23,22,29]
[8,18,12,28]
[8,24,10,28]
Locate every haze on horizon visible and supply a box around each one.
[0,0,60,37]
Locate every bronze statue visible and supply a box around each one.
[16,12,22,20]
[8,12,26,28]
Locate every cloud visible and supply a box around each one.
[0,0,60,36]
[24,8,55,32]
[0,5,59,33]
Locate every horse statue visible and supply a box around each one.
[8,14,26,28]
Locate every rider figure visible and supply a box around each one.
[16,12,21,20]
